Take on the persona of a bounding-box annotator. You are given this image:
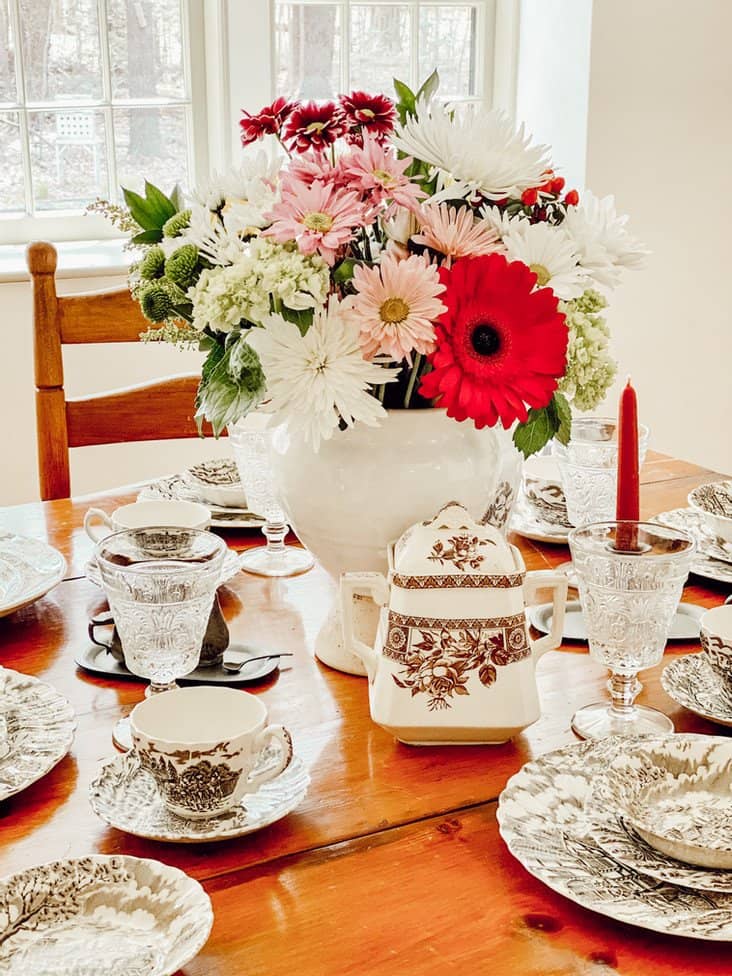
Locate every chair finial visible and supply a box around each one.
[26,241,58,275]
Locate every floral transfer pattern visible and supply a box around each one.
[427,533,493,571]
[385,610,529,710]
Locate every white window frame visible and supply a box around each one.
[0,0,520,249]
[0,0,211,245]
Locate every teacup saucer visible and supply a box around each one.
[89,750,309,843]
[662,652,732,728]
[508,500,570,545]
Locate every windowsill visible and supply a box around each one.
[0,239,131,284]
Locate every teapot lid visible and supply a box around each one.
[392,502,521,578]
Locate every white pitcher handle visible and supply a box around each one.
[84,508,114,543]
[340,572,389,678]
[524,570,568,658]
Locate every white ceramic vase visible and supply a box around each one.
[270,409,522,675]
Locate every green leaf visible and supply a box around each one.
[551,391,572,446]
[194,338,265,437]
[122,187,160,230]
[393,77,416,124]
[416,69,440,104]
[333,258,357,285]
[513,407,558,459]
[170,184,184,211]
[279,305,314,335]
[144,180,177,223]
[130,228,163,245]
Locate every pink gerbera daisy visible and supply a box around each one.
[345,252,447,362]
[412,203,502,267]
[283,150,343,190]
[264,179,366,266]
[340,133,425,213]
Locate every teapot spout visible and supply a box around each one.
[340,572,390,681]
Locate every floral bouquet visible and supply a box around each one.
[107,71,645,456]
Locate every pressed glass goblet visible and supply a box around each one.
[568,520,696,739]
[96,526,227,750]
[228,422,314,578]
[554,418,650,527]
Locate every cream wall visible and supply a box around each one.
[0,274,230,505]
[586,0,732,474]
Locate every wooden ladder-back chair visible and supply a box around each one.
[28,241,212,501]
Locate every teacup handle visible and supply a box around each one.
[239,725,293,796]
[524,569,568,659]
[84,508,114,543]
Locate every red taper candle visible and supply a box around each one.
[616,378,639,550]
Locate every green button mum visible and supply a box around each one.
[165,244,200,290]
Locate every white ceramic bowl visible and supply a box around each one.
[688,481,732,544]
[182,460,248,509]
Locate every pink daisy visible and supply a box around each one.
[412,203,502,267]
[340,133,425,213]
[345,252,447,362]
[264,179,366,266]
[283,151,344,190]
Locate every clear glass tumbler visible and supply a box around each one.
[554,418,650,527]
[569,520,696,739]
[96,526,227,749]
[228,421,314,578]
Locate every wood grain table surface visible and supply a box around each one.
[0,453,730,975]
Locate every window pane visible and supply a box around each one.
[0,112,23,212]
[107,0,187,100]
[20,0,102,102]
[419,5,477,97]
[0,1,17,103]
[113,106,189,196]
[275,4,341,100]
[29,109,109,210]
[350,5,409,95]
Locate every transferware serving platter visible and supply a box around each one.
[84,546,244,589]
[0,855,212,975]
[0,667,76,802]
[0,532,66,617]
[652,509,732,584]
[89,750,310,843]
[497,735,732,940]
[662,653,732,728]
[507,499,570,545]
[138,465,264,529]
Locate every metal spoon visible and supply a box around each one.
[222,652,294,674]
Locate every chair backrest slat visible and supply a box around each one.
[27,241,211,501]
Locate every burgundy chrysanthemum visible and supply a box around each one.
[282,101,346,153]
[239,96,293,146]
[339,91,396,145]
[419,253,568,429]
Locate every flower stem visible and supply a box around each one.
[403,353,423,408]
[377,383,386,404]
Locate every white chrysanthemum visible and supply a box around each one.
[181,205,245,265]
[502,220,587,300]
[192,151,282,211]
[248,297,400,450]
[562,190,648,290]
[479,204,517,238]
[392,101,550,200]
[188,239,329,333]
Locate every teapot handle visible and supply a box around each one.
[340,572,390,681]
[524,570,568,660]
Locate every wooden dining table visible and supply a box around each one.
[0,452,730,975]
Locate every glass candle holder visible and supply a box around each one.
[568,520,696,739]
[554,418,650,527]
[229,421,314,578]
[96,526,227,749]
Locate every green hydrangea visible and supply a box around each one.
[163,209,192,238]
[139,279,183,323]
[558,290,617,412]
[138,245,165,280]
[165,244,200,290]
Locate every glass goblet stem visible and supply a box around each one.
[262,517,288,554]
[146,679,178,697]
[607,671,642,719]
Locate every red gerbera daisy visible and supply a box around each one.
[282,101,346,153]
[419,253,568,429]
[339,91,396,145]
[240,96,293,146]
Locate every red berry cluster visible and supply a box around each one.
[240,92,396,153]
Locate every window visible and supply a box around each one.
[273,1,492,103]
[0,0,204,243]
